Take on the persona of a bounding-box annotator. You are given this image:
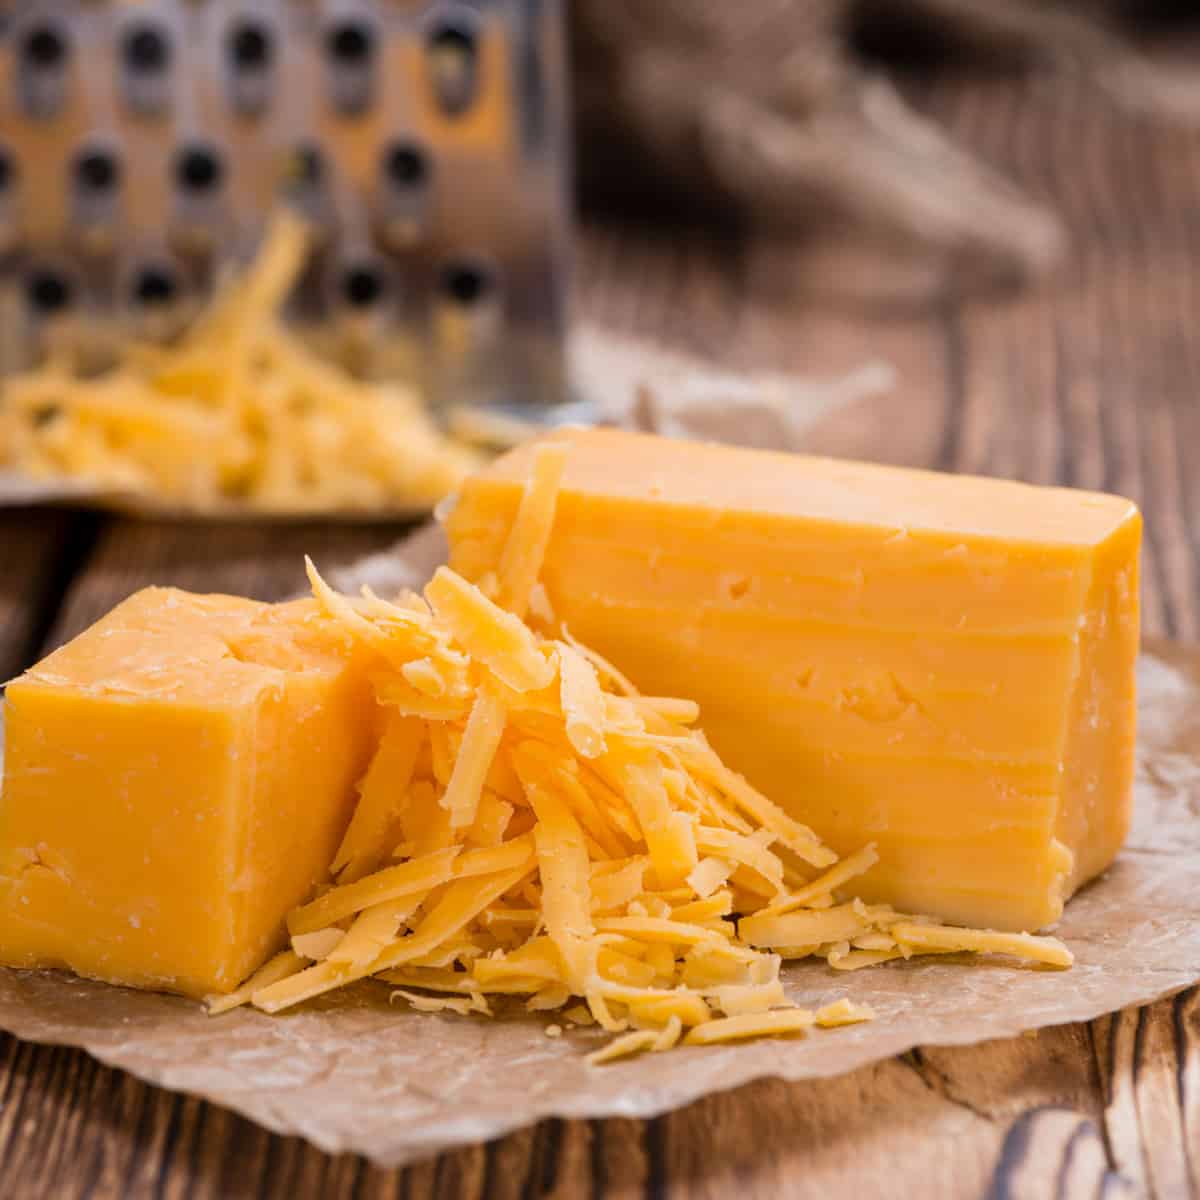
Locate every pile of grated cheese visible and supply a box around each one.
[208,442,1073,1063]
[0,212,480,514]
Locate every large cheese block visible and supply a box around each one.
[0,588,375,997]
[446,429,1141,932]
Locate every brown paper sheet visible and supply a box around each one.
[0,586,1198,1165]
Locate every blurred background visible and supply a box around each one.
[2,0,1200,629]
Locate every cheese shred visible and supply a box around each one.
[0,212,480,514]
[210,446,1075,1060]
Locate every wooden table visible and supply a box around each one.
[3,73,1200,1198]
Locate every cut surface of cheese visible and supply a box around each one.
[0,588,375,997]
[446,428,1142,931]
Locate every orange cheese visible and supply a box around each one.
[446,429,1141,932]
[0,588,375,997]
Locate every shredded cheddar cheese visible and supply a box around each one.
[207,441,1074,1060]
[0,212,480,513]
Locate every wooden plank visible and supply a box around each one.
[0,509,92,680]
[44,518,414,651]
[575,218,952,474]
[5,1003,1191,1199]
[924,75,1200,641]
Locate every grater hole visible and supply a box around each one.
[123,24,170,73]
[229,22,272,70]
[176,145,224,192]
[441,260,491,307]
[327,22,374,65]
[132,267,176,307]
[75,150,120,193]
[292,143,324,186]
[429,23,475,66]
[427,19,479,115]
[27,271,72,314]
[384,141,429,188]
[24,26,68,69]
[341,265,385,309]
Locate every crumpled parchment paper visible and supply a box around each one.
[0,573,1197,1166]
[0,323,893,517]
[0,332,1193,1164]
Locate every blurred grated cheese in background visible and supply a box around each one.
[0,0,571,446]
[0,213,483,514]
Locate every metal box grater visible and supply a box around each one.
[0,0,571,413]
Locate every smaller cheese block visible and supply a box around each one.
[0,589,375,998]
[446,429,1142,932]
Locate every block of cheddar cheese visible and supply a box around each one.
[446,429,1141,932]
[0,588,375,997]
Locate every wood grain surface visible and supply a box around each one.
[4,72,1200,1198]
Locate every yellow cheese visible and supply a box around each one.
[1,469,1082,1063]
[1,439,1091,1069]
[682,1008,816,1045]
[205,949,306,1015]
[496,442,569,617]
[889,922,1075,967]
[0,588,375,997]
[814,999,876,1027]
[442,689,507,828]
[332,712,423,882]
[446,428,1141,932]
[584,1029,660,1065]
[557,642,608,758]
[0,213,480,514]
[527,781,596,990]
[425,567,555,693]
